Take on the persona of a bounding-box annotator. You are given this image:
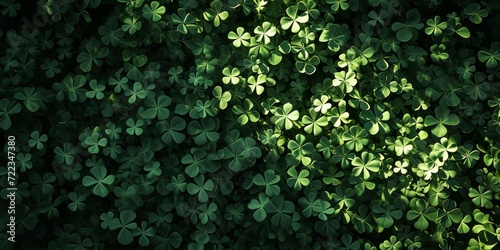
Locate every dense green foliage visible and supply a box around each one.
[1,0,500,249]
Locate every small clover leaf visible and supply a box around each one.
[228,27,251,47]
[28,131,48,150]
[425,16,447,36]
[111,210,138,245]
[122,16,142,35]
[232,98,260,125]
[84,132,108,154]
[85,79,106,100]
[222,66,241,84]
[212,86,232,110]
[187,118,220,145]
[406,198,438,230]
[342,125,369,152]
[76,39,109,72]
[171,8,197,35]
[126,118,144,136]
[133,221,155,247]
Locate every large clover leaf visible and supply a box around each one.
[391,9,424,42]
[82,165,115,197]
[424,106,459,137]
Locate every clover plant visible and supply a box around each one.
[1,0,500,249]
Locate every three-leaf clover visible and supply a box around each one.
[271,102,300,130]
[231,98,260,125]
[82,165,115,197]
[425,16,447,36]
[478,41,500,68]
[280,5,309,33]
[187,175,214,203]
[158,116,186,144]
[126,118,144,136]
[287,168,310,191]
[424,106,459,137]
[351,152,381,180]
[76,39,109,72]
[406,198,438,230]
[253,169,281,196]
[391,9,424,42]
[138,95,171,120]
[28,131,48,150]
[302,108,329,136]
[84,132,108,154]
[203,0,229,27]
[142,1,166,22]
[108,210,138,245]
[248,193,270,222]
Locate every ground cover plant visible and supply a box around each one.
[1,0,500,249]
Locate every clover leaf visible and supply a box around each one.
[253,169,281,197]
[84,131,108,154]
[157,116,186,144]
[203,0,229,27]
[108,210,137,245]
[478,41,500,68]
[142,1,165,22]
[28,131,48,150]
[271,102,300,130]
[248,192,270,222]
[360,103,391,135]
[302,108,328,136]
[228,27,251,47]
[391,9,424,42]
[82,165,115,197]
[371,202,403,229]
[342,125,369,152]
[425,16,447,36]
[351,152,381,180]
[406,198,438,230]
[138,95,171,120]
[267,195,295,228]
[280,5,309,33]
[212,86,232,110]
[172,8,197,35]
[187,175,214,203]
[76,39,109,72]
[126,118,144,136]
[464,3,488,24]
[187,118,220,145]
[424,106,459,137]
[287,134,314,166]
[232,98,260,125]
